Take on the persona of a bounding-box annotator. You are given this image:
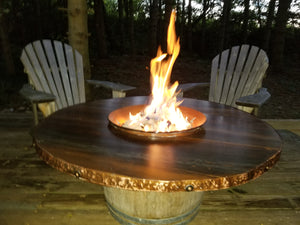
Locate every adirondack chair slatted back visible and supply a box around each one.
[209,45,269,111]
[21,40,85,116]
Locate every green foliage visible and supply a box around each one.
[1,0,299,63]
[104,0,118,17]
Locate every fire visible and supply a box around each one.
[124,10,192,132]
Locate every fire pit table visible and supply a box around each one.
[32,96,282,225]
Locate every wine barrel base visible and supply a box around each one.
[104,187,203,225]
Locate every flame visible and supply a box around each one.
[125,10,191,132]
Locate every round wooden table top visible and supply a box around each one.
[33,96,282,192]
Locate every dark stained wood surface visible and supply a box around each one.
[32,96,282,192]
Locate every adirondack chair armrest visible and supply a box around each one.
[177,82,210,92]
[236,88,271,108]
[87,80,136,98]
[19,84,56,103]
[87,80,136,92]
[176,82,210,98]
[177,83,210,92]
[20,84,56,126]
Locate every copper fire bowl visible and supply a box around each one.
[108,105,206,139]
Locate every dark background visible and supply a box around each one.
[0,0,299,118]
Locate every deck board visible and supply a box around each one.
[0,112,299,225]
[264,119,300,136]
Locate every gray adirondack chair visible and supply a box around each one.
[20,40,135,125]
[178,45,270,114]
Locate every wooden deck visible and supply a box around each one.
[1,112,299,225]
[263,119,300,136]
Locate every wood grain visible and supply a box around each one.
[32,97,281,192]
[0,113,299,225]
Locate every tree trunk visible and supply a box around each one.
[219,0,232,52]
[124,0,129,53]
[118,0,125,54]
[128,0,135,55]
[255,0,263,27]
[270,0,292,70]
[124,0,129,21]
[241,0,250,43]
[157,0,163,50]
[67,0,91,99]
[200,0,208,56]
[187,0,192,52]
[262,0,276,52]
[35,0,42,39]
[149,0,159,57]
[180,0,185,48]
[176,0,180,17]
[0,2,15,77]
[94,0,107,58]
[162,0,173,52]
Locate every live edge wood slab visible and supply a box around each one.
[32,96,282,192]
